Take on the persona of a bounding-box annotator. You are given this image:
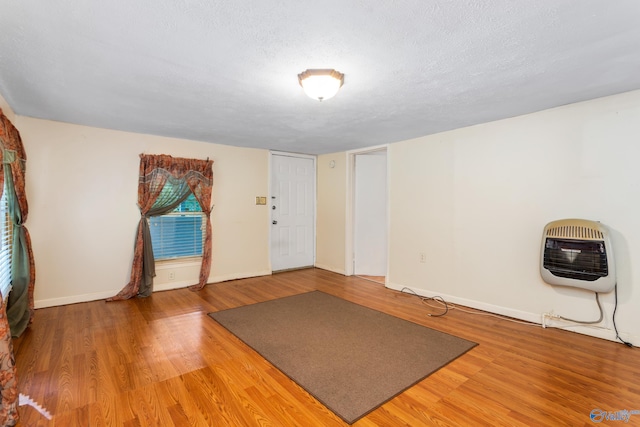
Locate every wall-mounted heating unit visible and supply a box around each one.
[540,219,615,293]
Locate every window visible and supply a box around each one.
[0,184,12,301]
[149,193,205,261]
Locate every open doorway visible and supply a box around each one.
[347,146,388,284]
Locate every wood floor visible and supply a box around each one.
[12,268,640,426]
[356,275,385,285]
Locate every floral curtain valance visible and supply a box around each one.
[108,154,213,301]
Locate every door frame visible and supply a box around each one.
[345,144,389,278]
[269,151,317,272]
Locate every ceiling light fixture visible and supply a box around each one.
[298,69,344,101]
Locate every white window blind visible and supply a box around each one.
[149,194,205,261]
[0,186,12,302]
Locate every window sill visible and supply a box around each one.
[155,257,203,269]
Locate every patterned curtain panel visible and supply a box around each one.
[184,164,214,291]
[108,154,213,300]
[0,108,25,426]
[0,113,35,336]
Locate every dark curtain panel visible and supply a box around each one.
[4,167,31,335]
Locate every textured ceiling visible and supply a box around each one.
[1,1,640,154]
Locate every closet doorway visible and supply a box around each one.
[348,146,388,284]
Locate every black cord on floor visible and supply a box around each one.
[400,287,449,317]
[613,284,633,348]
[401,284,634,346]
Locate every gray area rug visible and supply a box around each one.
[209,291,477,424]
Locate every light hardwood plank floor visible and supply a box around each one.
[12,268,640,426]
[355,276,385,285]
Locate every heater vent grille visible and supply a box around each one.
[540,219,615,293]
[545,225,604,240]
[542,239,607,281]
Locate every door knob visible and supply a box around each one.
[272,220,278,225]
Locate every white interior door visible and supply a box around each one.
[354,151,387,276]
[270,154,315,271]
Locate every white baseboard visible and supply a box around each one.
[35,290,119,309]
[207,270,272,284]
[540,316,637,346]
[385,281,638,346]
[35,270,273,308]
[314,263,346,275]
[153,280,199,292]
[386,281,539,323]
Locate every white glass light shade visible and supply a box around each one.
[298,69,344,101]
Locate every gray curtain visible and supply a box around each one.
[138,174,192,297]
[3,153,30,336]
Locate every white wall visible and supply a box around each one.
[386,90,640,345]
[14,116,271,307]
[316,153,347,274]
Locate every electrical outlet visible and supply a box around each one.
[168,271,175,280]
[420,252,426,263]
